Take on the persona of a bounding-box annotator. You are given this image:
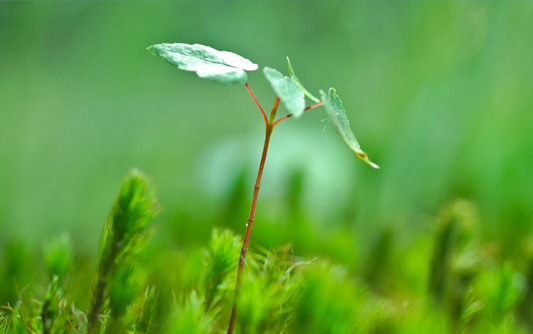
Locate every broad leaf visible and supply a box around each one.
[263,67,305,118]
[147,43,258,85]
[320,88,380,169]
[287,57,320,103]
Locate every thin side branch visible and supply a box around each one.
[272,114,291,128]
[245,82,268,126]
[272,101,324,128]
[305,101,324,111]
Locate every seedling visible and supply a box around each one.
[147,42,379,333]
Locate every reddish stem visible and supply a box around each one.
[227,96,280,334]
[245,82,268,126]
[272,114,291,127]
[305,101,324,111]
[272,101,324,128]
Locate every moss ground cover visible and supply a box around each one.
[1,171,533,334]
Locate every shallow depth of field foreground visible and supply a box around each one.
[1,2,533,334]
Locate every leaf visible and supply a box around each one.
[320,88,380,169]
[287,57,320,103]
[147,43,258,85]
[263,67,305,118]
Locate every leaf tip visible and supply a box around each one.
[355,152,380,169]
[369,161,381,169]
[287,57,293,77]
[146,45,159,56]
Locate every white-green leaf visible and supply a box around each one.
[263,67,305,119]
[287,57,320,103]
[320,88,380,169]
[147,43,258,85]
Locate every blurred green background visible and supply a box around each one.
[1,0,532,299]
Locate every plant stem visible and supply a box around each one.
[304,101,324,111]
[272,101,324,128]
[227,96,280,334]
[88,247,116,334]
[245,82,268,126]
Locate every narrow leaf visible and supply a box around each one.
[320,88,380,169]
[287,57,320,103]
[147,43,258,85]
[263,67,305,118]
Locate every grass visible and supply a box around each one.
[1,170,533,334]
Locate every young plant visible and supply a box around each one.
[147,42,379,333]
